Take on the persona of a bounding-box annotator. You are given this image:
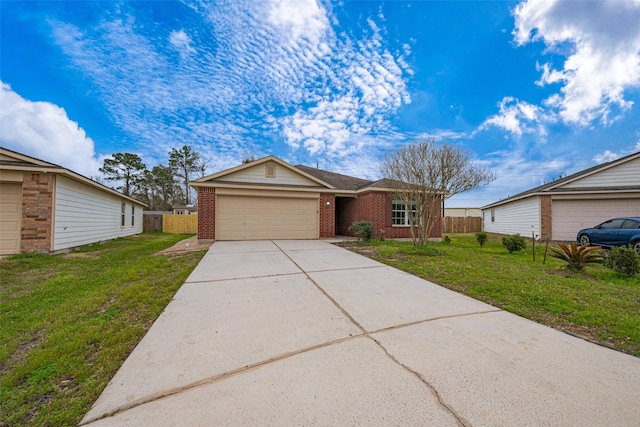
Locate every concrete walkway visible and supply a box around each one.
[81,240,640,426]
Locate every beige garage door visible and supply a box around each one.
[217,195,319,240]
[0,182,22,255]
[552,198,640,241]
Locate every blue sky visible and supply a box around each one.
[1,0,639,207]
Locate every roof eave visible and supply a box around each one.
[0,158,147,207]
[192,156,336,189]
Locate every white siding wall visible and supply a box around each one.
[217,162,321,186]
[482,196,540,238]
[53,176,144,251]
[561,157,640,188]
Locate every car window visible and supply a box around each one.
[621,219,640,229]
[599,219,626,229]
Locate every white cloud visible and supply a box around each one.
[169,30,196,56]
[592,150,620,163]
[0,82,102,177]
[276,16,411,156]
[49,14,249,163]
[43,1,411,169]
[480,97,547,137]
[268,0,329,47]
[446,149,571,208]
[514,0,640,126]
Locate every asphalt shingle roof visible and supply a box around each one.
[295,165,373,191]
[483,151,640,208]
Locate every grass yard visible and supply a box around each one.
[340,233,640,357]
[0,233,206,427]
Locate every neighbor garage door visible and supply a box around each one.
[0,182,22,255]
[552,198,640,241]
[217,195,319,240]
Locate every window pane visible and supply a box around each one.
[392,200,405,225]
[392,199,417,226]
[601,219,625,229]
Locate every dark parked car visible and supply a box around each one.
[577,217,640,254]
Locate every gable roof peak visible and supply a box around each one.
[482,150,640,208]
[192,155,335,188]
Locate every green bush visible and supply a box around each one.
[604,245,640,276]
[502,234,526,253]
[348,221,375,241]
[475,232,488,247]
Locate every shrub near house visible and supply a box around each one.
[502,234,526,253]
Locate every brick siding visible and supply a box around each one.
[197,188,442,241]
[319,193,335,237]
[540,195,552,241]
[21,173,54,253]
[336,197,357,235]
[197,187,216,240]
[347,192,442,240]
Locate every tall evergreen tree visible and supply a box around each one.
[152,164,181,210]
[99,152,147,197]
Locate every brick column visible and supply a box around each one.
[197,187,216,241]
[540,195,552,241]
[319,193,335,238]
[21,173,54,253]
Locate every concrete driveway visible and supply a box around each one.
[81,240,640,426]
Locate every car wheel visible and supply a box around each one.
[579,234,591,246]
[633,240,640,255]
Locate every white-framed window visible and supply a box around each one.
[392,200,418,226]
[121,202,126,227]
[491,208,495,223]
[131,205,135,226]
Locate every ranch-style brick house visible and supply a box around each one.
[0,147,146,255]
[191,156,443,241]
[481,151,640,241]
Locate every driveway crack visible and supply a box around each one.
[369,335,471,427]
[273,242,472,427]
[273,241,472,426]
[79,335,365,425]
[273,241,368,334]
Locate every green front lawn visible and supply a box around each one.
[340,233,640,356]
[0,233,206,426]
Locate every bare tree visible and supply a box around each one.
[381,138,495,247]
[197,156,212,179]
[169,145,201,205]
[240,150,256,164]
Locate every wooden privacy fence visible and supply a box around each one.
[143,214,163,232]
[143,213,198,233]
[162,214,198,234]
[443,216,482,234]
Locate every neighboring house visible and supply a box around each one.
[481,151,640,241]
[0,147,146,255]
[190,156,443,241]
[172,204,197,215]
